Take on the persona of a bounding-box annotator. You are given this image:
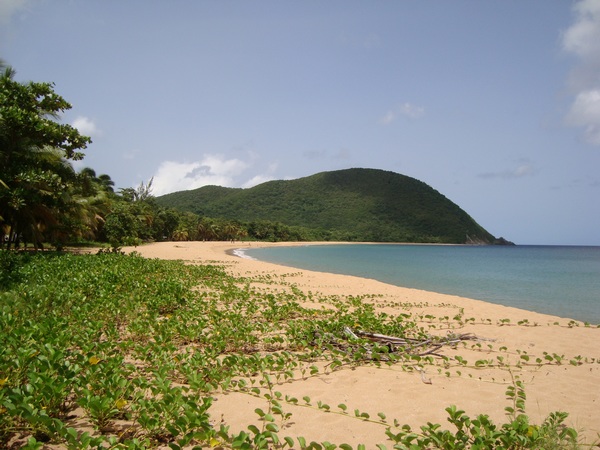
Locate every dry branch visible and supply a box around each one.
[317,327,490,361]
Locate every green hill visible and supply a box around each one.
[155,168,499,244]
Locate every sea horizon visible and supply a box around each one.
[239,243,600,325]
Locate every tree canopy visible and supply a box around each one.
[0,65,91,248]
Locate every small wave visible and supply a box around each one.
[232,248,257,260]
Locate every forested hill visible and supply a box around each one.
[155,168,499,244]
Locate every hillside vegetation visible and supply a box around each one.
[156,168,497,244]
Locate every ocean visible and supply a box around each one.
[241,244,600,325]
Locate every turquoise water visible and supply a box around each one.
[243,244,600,324]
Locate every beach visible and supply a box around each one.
[124,241,600,446]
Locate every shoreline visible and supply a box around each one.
[230,241,600,325]
[122,241,600,445]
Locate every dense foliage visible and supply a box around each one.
[0,64,91,248]
[0,64,303,249]
[0,251,586,449]
[155,169,497,244]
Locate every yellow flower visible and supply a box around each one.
[115,398,128,410]
[0,377,8,388]
[88,356,101,365]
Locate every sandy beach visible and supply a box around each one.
[123,241,600,446]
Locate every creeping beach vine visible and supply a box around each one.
[0,251,595,449]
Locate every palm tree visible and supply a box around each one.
[79,168,116,196]
[3,147,75,249]
[48,167,115,245]
[172,228,189,241]
[97,174,115,193]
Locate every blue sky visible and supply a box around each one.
[2,1,600,245]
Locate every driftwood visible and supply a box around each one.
[350,328,485,357]
[313,327,493,384]
[314,327,490,384]
[316,327,487,361]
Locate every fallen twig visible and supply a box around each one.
[319,327,490,362]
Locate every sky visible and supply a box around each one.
[1,1,600,246]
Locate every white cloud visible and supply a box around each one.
[380,102,425,125]
[242,174,274,188]
[566,89,600,145]
[478,163,536,180]
[241,162,278,189]
[513,164,534,177]
[0,0,29,23]
[562,0,600,146]
[562,0,600,58]
[151,154,249,196]
[72,116,102,138]
[400,102,425,119]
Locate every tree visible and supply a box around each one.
[101,178,183,246]
[0,65,91,249]
[49,168,116,245]
[97,174,115,193]
[101,201,142,247]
